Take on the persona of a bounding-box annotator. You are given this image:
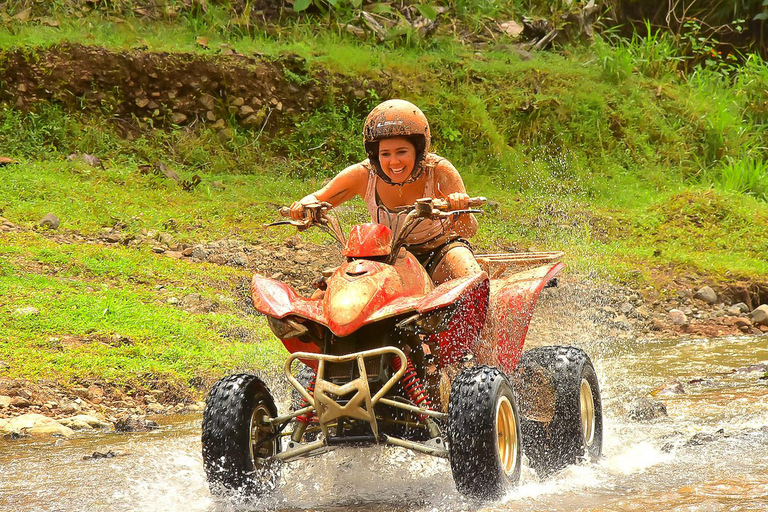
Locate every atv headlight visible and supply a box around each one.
[267,316,309,339]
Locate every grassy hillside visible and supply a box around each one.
[1,3,767,395]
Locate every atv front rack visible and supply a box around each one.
[267,347,449,462]
[284,347,408,440]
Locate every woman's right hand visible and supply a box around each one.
[289,194,318,220]
[289,201,305,220]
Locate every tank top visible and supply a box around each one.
[362,153,450,252]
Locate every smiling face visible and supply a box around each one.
[377,137,417,184]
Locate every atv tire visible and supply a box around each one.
[517,346,603,477]
[202,374,281,497]
[448,365,522,500]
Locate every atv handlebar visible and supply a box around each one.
[411,196,486,219]
[267,197,486,256]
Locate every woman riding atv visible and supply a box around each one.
[290,99,482,284]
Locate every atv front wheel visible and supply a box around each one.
[448,365,522,500]
[517,346,603,477]
[201,374,281,497]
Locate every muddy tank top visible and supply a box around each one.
[362,153,450,252]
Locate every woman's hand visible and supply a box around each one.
[446,192,469,211]
[289,194,318,220]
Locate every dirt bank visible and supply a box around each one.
[0,43,381,135]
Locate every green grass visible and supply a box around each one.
[0,6,767,391]
[0,232,286,390]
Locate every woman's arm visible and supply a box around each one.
[289,163,368,219]
[434,159,478,238]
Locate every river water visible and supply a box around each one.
[1,334,767,512]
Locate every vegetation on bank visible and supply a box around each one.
[0,1,767,395]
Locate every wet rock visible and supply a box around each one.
[652,380,686,396]
[114,415,159,432]
[13,306,39,317]
[0,414,74,437]
[694,286,717,304]
[39,213,60,229]
[627,397,668,421]
[84,450,113,460]
[668,309,688,326]
[751,305,768,326]
[731,363,768,374]
[685,428,727,447]
[59,414,112,430]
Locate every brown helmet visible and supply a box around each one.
[363,99,431,186]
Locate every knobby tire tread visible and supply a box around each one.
[518,346,602,477]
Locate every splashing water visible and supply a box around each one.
[2,329,767,511]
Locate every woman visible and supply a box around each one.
[290,99,481,284]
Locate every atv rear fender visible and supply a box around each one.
[485,262,564,374]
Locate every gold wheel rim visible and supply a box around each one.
[496,396,518,476]
[249,403,277,465]
[580,378,596,446]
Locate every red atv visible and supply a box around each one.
[202,198,603,501]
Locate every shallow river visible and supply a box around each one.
[2,334,767,512]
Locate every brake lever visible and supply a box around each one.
[425,208,485,220]
[265,219,313,231]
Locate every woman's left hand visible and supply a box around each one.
[446,192,470,211]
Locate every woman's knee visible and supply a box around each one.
[432,246,481,283]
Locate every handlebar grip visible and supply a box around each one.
[468,196,487,208]
[430,196,487,211]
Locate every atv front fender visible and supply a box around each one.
[251,274,324,321]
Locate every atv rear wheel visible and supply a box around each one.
[448,365,522,500]
[517,346,603,477]
[201,374,281,497]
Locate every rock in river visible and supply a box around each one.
[59,414,112,430]
[0,414,74,437]
[627,397,668,421]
